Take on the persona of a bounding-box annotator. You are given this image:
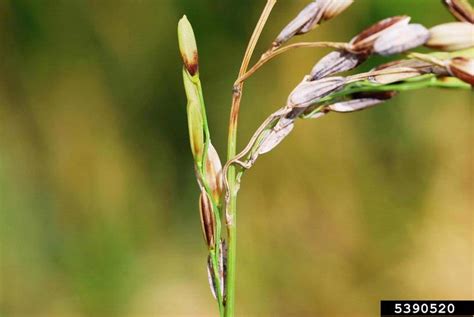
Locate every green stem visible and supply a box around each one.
[224,175,237,317]
[323,75,470,103]
[225,95,239,317]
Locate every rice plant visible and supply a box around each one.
[178,1,473,316]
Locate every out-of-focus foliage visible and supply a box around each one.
[0,1,472,316]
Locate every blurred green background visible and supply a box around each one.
[0,0,472,316]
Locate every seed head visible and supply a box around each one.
[258,120,295,155]
[199,191,216,249]
[373,24,430,56]
[183,69,204,162]
[350,16,411,53]
[426,22,474,51]
[274,0,353,47]
[310,50,367,80]
[443,0,474,23]
[328,98,385,113]
[178,15,199,76]
[205,143,223,202]
[288,76,346,108]
[322,0,354,21]
[447,56,474,84]
[274,2,321,46]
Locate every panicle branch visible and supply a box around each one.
[179,1,474,316]
[224,0,473,182]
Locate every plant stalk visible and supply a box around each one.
[224,1,276,316]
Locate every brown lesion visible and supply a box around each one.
[183,51,199,76]
[192,135,202,158]
[352,91,398,100]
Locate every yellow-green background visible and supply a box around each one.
[0,0,472,316]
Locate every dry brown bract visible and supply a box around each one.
[443,0,474,23]
[447,57,474,84]
[199,191,216,249]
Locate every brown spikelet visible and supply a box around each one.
[274,0,354,47]
[205,143,223,202]
[199,191,216,249]
[448,57,474,84]
[443,0,474,23]
[274,2,322,46]
[350,16,410,53]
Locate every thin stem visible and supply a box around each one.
[344,76,470,94]
[225,1,276,316]
[236,41,348,84]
